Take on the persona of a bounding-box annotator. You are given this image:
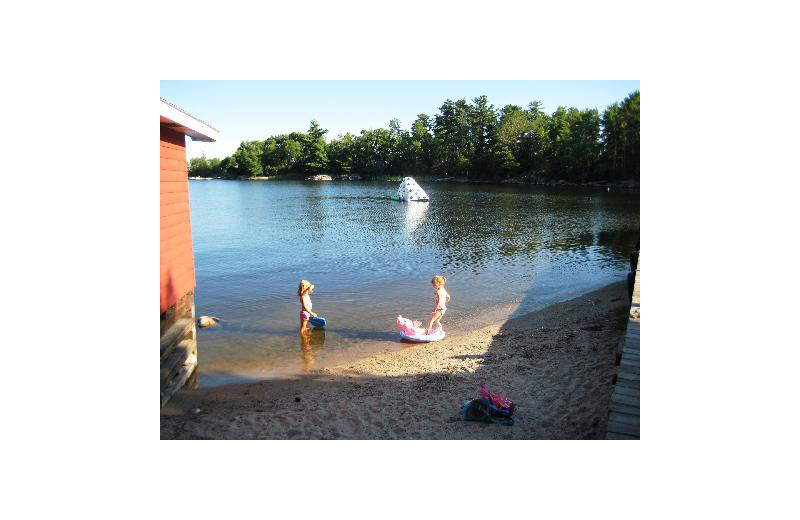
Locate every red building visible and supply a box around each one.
[160,98,218,406]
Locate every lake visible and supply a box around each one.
[188,179,639,386]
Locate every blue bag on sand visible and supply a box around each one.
[309,316,326,328]
[462,398,514,426]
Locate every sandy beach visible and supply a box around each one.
[161,281,631,439]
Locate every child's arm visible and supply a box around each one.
[445,289,451,304]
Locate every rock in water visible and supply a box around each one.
[198,316,219,328]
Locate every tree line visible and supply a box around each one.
[189,90,639,183]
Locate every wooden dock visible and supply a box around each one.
[606,255,640,439]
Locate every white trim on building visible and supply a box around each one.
[160,98,219,142]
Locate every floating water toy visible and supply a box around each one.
[395,315,445,342]
[392,177,429,202]
[309,316,326,328]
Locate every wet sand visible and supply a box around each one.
[161,281,631,439]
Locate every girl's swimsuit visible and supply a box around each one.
[300,299,312,320]
[434,291,449,316]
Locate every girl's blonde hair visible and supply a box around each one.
[432,275,447,288]
[298,279,314,296]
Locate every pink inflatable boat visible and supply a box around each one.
[396,315,445,342]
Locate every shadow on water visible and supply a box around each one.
[162,275,634,440]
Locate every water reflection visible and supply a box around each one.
[299,328,326,371]
[302,194,328,244]
[570,228,640,263]
[189,180,640,385]
[403,201,429,235]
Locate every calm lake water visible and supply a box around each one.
[189,179,639,386]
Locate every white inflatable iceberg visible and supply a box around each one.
[392,177,429,202]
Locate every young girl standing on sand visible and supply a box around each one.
[298,280,318,333]
[426,275,451,334]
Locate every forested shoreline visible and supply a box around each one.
[188,91,639,184]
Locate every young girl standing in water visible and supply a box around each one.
[426,275,451,334]
[298,279,318,333]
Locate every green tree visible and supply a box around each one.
[433,99,471,177]
[205,91,637,184]
[468,95,499,179]
[409,114,434,175]
[327,133,355,175]
[262,134,304,174]
[620,90,640,179]
[522,101,550,176]
[496,104,530,176]
[546,106,571,178]
[261,136,282,174]
[301,120,329,174]
[387,118,409,174]
[571,108,601,182]
[543,107,602,181]
[208,157,221,176]
[224,140,264,178]
[600,102,622,178]
[600,90,639,180]
[188,154,214,177]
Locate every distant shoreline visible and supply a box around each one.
[189,175,640,190]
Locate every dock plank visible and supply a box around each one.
[610,402,640,415]
[609,411,640,425]
[606,432,638,440]
[615,379,639,390]
[607,420,639,437]
[611,398,639,411]
[605,255,640,440]
[612,385,639,398]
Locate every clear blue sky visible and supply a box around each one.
[160,80,640,160]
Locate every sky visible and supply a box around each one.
[160,80,640,160]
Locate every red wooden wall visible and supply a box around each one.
[160,126,196,313]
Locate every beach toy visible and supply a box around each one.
[461,398,514,426]
[479,380,516,416]
[462,381,516,426]
[395,315,445,342]
[393,177,429,202]
[309,316,326,328]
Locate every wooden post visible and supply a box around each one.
[160,290,198,406]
